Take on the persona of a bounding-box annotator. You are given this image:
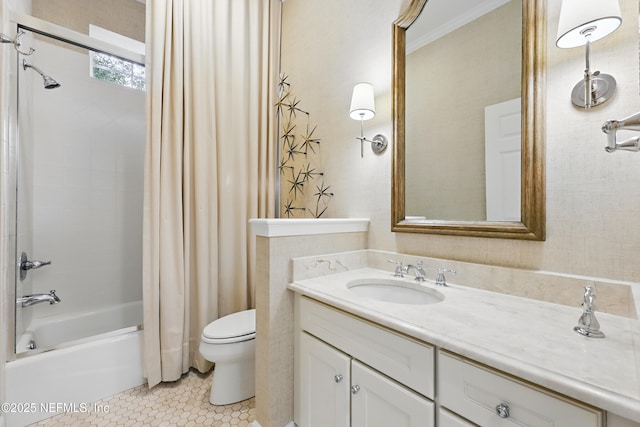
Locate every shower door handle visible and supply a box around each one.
[19,252,51,280]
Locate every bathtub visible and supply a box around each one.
[5,301,146,426]
[16,300,143,352]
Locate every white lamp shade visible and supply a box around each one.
[556,0,621,48]
[349,82,375,120]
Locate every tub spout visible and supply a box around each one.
[17,290,61,307]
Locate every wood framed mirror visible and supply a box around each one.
[391,0,546,240]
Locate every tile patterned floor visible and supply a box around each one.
[29,369,255,427]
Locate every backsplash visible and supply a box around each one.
[292,249,638,319]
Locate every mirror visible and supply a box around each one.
[391,0,545,240]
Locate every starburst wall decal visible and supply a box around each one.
[277,73,333,218]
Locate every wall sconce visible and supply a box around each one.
[349,82,387,158]
[556,0,622,109]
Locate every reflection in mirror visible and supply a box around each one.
[391,0,545,240]
[405,0,521,221]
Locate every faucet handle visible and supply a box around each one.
[435,268,456,287]
[574,285,605,338]
[387,259,404,278]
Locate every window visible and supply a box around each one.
[91,52,145,90]
[89,25,145,91]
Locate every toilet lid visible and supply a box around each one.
[202,309,256,341]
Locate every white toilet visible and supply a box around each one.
[199,309,256,405]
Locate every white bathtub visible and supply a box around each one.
[5,302,146,427]
[16,300,143,352]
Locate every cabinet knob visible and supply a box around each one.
[334,374,343,383]
[495,403,510,418]
[351,385,360,395]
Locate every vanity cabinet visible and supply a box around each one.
[294,295,616,427]
[295,296,435,427]
[298,332,434,427]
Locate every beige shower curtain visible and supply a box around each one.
[142,0,279,387]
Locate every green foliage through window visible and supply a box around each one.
[92,52,145,91]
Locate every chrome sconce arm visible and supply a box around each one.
[355,118,388,158]
[602,111,640,153]
[0,30,35,56]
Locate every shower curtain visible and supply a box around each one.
[143,0,279,387]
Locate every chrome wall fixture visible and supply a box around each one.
[349,82,387,158]
[16,290,61,307]
[556,0,622,108]
[601,111,640,152]
[0,30,34,55]
[22,59,61,89]
[19,251,51,281]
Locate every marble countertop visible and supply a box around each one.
[288,268,640,422]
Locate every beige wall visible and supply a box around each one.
[405,0,521,220]
[255,231,368,427]
[282,0,640,287]
[32,0,144,43]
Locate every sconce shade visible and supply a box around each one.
[556,0,621,48]
[349,82,375,120]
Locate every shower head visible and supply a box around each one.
[22,59,60,89]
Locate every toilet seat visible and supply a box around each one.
[201,309,256,344]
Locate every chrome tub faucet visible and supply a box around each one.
[17,289,61,307]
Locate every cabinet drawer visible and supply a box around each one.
[438,351,603,427]
[299,297,434,398]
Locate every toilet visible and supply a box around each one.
[199,309,256,405]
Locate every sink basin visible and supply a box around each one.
[347,279,444,305]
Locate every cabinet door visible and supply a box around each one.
[351,360,434,427]
[298,332,351,427]
[439,408,478,427]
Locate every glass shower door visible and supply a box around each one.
[14,27,145,354]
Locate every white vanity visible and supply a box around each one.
[289,254,640,427]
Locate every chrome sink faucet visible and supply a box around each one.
[388,259,427,282]
[17,290,61,307]
[405,260,427,282]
